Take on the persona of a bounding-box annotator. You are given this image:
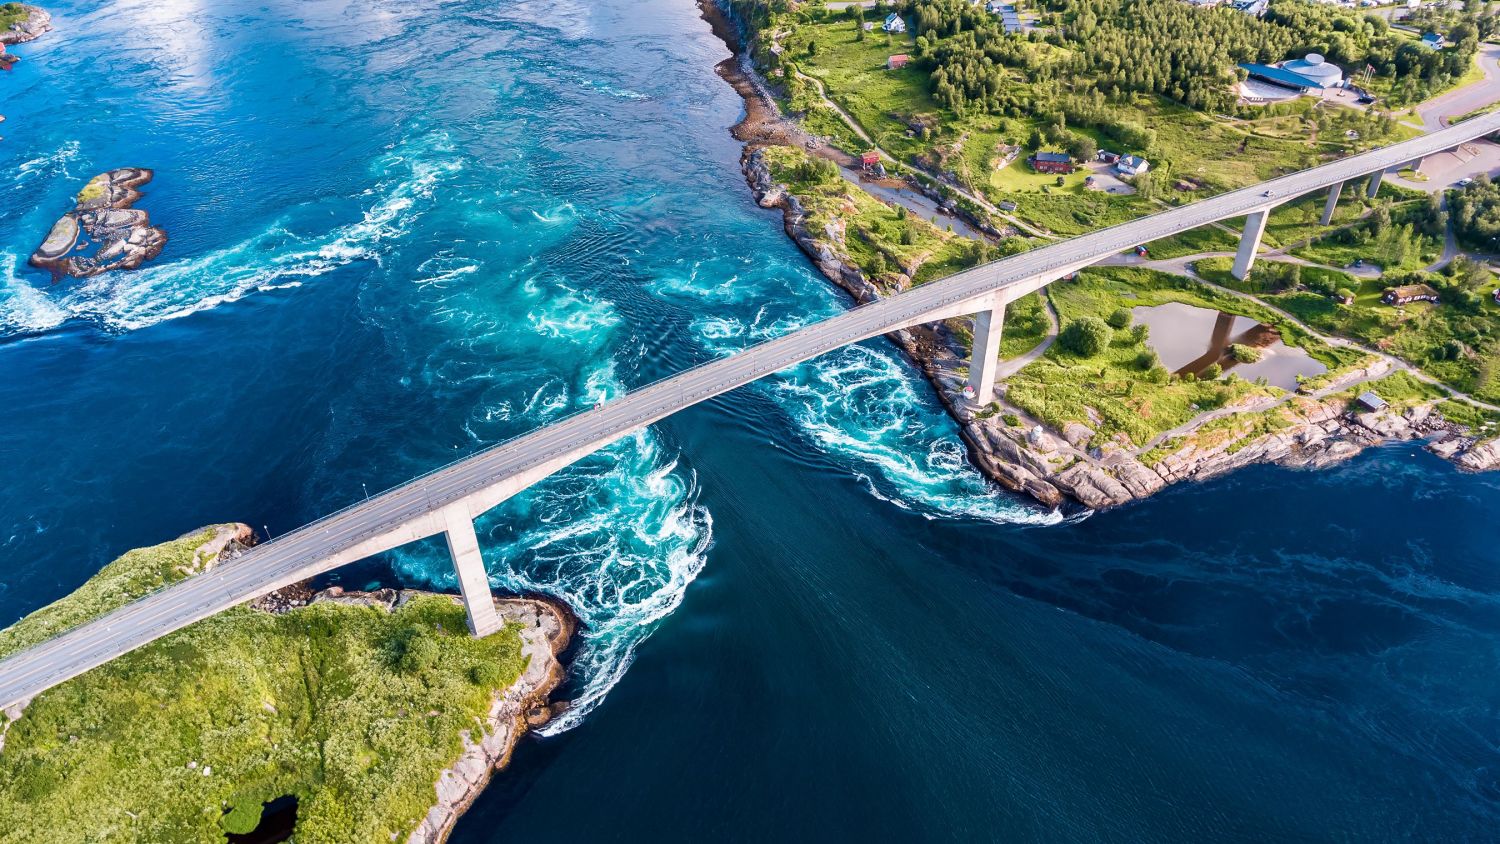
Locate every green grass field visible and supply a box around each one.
[0,530,530,844]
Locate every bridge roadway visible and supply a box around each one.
[3,111,1499,711]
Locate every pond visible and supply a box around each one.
[1131,302,1327,391]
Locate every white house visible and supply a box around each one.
[883,13,906,33]
[1116,154,1151,176]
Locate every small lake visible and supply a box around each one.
[1131,302,1327,391]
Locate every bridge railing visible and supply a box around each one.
[6,110,1500,693]
[0,337,797,663]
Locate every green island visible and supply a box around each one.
[723,0,1500,508]
[0,525,569,844]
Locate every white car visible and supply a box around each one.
[1458,177,1474,187]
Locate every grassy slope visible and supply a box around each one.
[0,526,237,661]
[762,145,977,284]
[0,532,527,844]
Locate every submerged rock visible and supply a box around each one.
[29,168,167,280]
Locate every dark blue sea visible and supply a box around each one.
[1,0,1498,839]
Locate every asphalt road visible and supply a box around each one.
[3,111,1499,711]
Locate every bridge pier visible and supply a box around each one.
[440,503,502,638]
[1366,169,1384,199]
[1320,181,1343,226]
[1231,209,1270,281]
[967,298,1008,406]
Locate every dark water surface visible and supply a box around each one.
[2,0,1498,840]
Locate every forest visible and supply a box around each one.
[895,0,1485,114]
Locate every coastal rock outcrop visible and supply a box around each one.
[406,594,573,844]
[30,168,168,280]
[0,4,49,45]
[0,4,51,70]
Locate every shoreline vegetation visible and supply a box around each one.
[0,525,575,844]
[703,0,1500,510]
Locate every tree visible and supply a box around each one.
[1106,307,1132,329]
[1059,316,1112,357]
[1068,133,1098,162]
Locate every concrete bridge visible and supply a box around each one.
[3,112,1499,712]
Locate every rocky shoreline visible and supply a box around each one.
[715,7,1499,510]
[0,4,50,70]
[30,168,168,280]
[253,580,575,844]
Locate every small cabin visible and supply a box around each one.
[860,151,881,169]
[886,54,910,70]
[1382,283,1439,306]
[1355,391,1387,412]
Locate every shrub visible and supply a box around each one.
[1002,413,1021,427]
[1135,349,1159,370]
[1228,343,1261,364]
[1058,317,1112,357]
[1201,363,1223,380]
[1131,323,1150,344]
[1106,307,1133,330]
[470,662,505,687]
[390,626,440,675]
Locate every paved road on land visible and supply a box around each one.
[3,112,1500,712]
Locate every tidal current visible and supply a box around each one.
[1,0,1497,839]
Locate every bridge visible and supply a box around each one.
[3,112,1499,712]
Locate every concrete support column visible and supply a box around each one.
[440,503,502,637]
[1366,169,1384,199]
[1231,209,1270,281]
[1320,181,1343,226]
[967,298,1007,406]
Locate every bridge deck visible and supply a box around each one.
[3,111,1499,710]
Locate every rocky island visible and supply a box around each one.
[29,168,169,280]
[0,524,574,843]
[0,3,50,70]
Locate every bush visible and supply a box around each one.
[1201,363,1223,380]
[1132,323,1150,344]
[1135,349,1160,370]
[1059,317,1112,357]
[390,626,440,675]
[1106,307,1133,330]
[1001,413,1022,427]
[470,662,505,687]
[1228,343,1262,364]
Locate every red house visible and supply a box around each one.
[1031,151,1073,174]
[887,54,910,70]
[861,151,881,169]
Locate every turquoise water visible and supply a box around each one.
[1,0,1499,838]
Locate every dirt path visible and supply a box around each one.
[992,289,1059,380]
